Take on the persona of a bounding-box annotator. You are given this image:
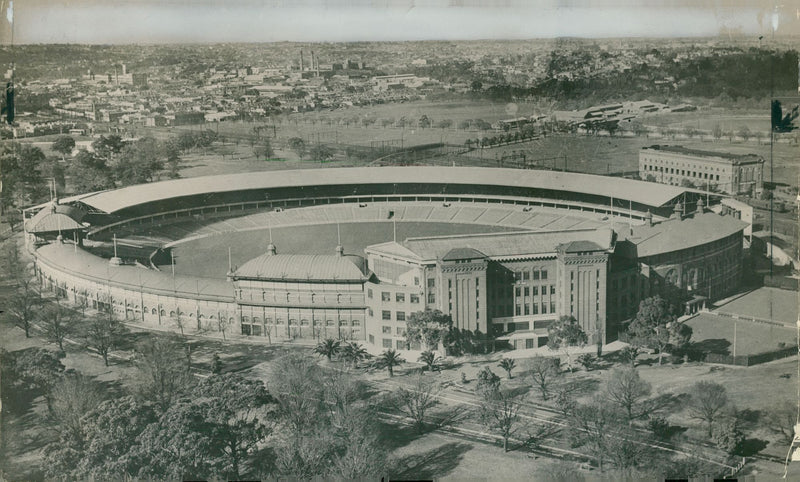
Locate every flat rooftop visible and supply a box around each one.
[641,145,764,163]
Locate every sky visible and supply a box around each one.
[1,1,798,44]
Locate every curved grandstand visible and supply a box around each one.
[28,166,745,354]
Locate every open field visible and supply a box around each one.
[715,287,799,324]
[684,312,795,356]
[172,221,519,278]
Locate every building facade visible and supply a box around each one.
[639,145,763,195]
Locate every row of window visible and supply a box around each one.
[382,325,407,336]
[241,316,362,327]
[369,289,422,304]
[514,269,548,282]
[514,284,556,298]
[515,301,557,316]
[379,310,408,321]
[643,164,721,182]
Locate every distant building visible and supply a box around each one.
[131,73,148,88]
[172,111,206,126]
[640,145,763,195]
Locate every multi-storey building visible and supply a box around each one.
[639,145,763,195]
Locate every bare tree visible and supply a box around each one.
[765,399,797,443]
[478,389,525,452]
[389,374,441,433]
[39,300,74,352]
[687,381,728,437]
[132,335,196,413]
[528,356,562,401]
[569,397,623,472]
[269,353,325,437]
[48,373,105,442]
[604,367,652,421]
[82,306,129,366]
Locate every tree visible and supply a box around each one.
[92,134,125,162]
[618,346,640,367]
[738,125,751,142]
[711,416,744,456]
[712,124,723,141]
[476,366,502,399]
[4,272,41,338]
[478,389,525,452]
[376,349,405,377]
[498,358,516,379]
[405,309,452,350]
[547,315,588,372]
[211,353,223,374]
[68,149,115,193]
[765,400,797,443]
[52,136,76,161]
[604,367,652,421]
[688,381,729,437]
[161,138,182,178]
[390,374,440,433]
[82,307,129,366]
[436,119,453,130]
[418,350,442,372]
[113,137,165,185]
[39,299,74,352]
[132,335,196,413]
[287,137,306,159]
[0,347,65,412]
[341,342,369,369]
[309,143,334,163]
[528,356,562,401]
[254,139,274,160]
[627,295,677,365]
[48,373,105,443]
[314,338,341,362]
[418,115,431,129]
[269,353,325,436]
[576,353,595,371]
[569,397,623,472]
[189,374,274,479]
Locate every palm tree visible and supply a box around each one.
[418,350,442,372]
[314,338,341,362]
[498,358,516,379]
[341,342,370,368]
[376,349,405,377]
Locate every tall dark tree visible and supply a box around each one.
[547,315,588,372]
[52,136,76,161]
[132,335,196,413]
[81,306,129,366]
[405,309,452,350]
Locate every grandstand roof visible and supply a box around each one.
[64,167,689,215]
[234,253,367,282]
[370,228,615,262]
[25,202,85,234]
[624,211,747,258]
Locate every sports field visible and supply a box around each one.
[715,287,798,325]
[172,221,520,278]
[685,312,796,356]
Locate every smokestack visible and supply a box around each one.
[300,50,304,71]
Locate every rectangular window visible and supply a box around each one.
[515,287,522,297]
[396,293,405,303]
[397,340,405,350]
[515,304,521,316]
[396,327,406,336]
[396,311,406,321]
[533,270,540,280]
[550,301,556,313]
[414,277,420,286]
[410,294,420,303]
[524,304,530,315]
[541,303,547,314]
[550,285,556,295]
[369,334,375,344]
[352,320,361,327]
[368,308,374,316]
[533,303,539,314]
[367,289,373,299]
[382,338,392,348]
[524,286,530,297]
[427,293,435,304]
[522,270,530,281]
[514,271,522,282]
[382,310,391,320]
[381,292,391,302]
[541,270,548,280]
[526,339,535,349]
[382,325,391,334]
[533,286,538,296]
[427,278,436,288]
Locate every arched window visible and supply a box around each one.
[276,318,284,325]
[252,317,260,325]
[160,309,166,316]
[326,319,334,326]
[289,319,297,326]
[243,316,250,323]
[301,319,309,326]
[265,317,273,325]
[152,308,157,315]
[339,319,348,327]
[169,311,175,317]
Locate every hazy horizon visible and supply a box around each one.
[1,1,798,45]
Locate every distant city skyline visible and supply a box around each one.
[1,1,798,45]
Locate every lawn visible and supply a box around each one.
[715,287,799,324]
[685,312,795,356]
[172,221,519,278]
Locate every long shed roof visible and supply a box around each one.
[60,167,689,215]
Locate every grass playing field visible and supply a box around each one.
[715,287,799,324]
[172,221,520,278]
[685,312,795,356]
